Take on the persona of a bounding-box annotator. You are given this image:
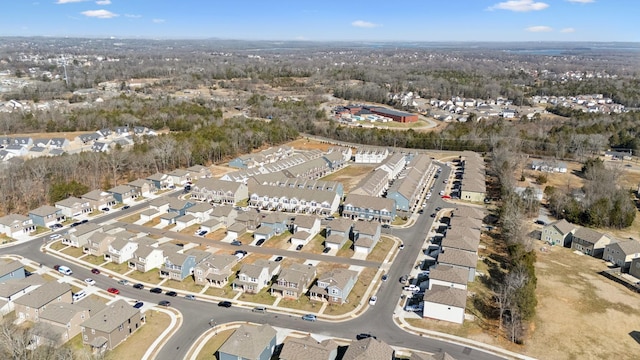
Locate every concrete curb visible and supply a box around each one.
[142,307,183,360]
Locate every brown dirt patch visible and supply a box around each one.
[321,164,376,193]
[285,138,335,152]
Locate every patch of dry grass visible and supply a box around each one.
[127,269,163,284]
[321,165,375,193]
[104,310,171,360]
[367,237,394,262]
[194,329,235,360]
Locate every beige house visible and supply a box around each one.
[193,254,239,287]
[13,281,72,322]
[191,178,248,205]
[55,197,92,218]
[232,259,280,294]
[270,263,316,300]
[128,179,156,197]
[428,264,469,290]
[39,302,90,345]
[81,300,145,352]
[571,227,613,258]
[541,219,577,246]
[83,232,117,257]
[0,214,36,238]
[603,239,640,272]
[343,337,395,360]
[81,190,117,210]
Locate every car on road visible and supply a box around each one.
[403,285,420,292]
[57,266,72,275]
[49,223,63,230]
[158,300,171,307]
[274,256,283,262]
[150,287,163,294]
[252,306,267,313]
[185,294,196,300]
[399,275,408,284]
[301,314,317,322]
[430,213,437,218]
[101,207,110,212]
[381,224,390,229]
[107,288,120,295]
[435,207,442,211]
[381,274,388,282]
[255,239,265,246]
[356,333,377,340]
[69,222,81,227]
[369,296,377,306]
[196,230,208,237]
[133,301,144,309]
[84,278,96,286]
[230,240,242,246]
[117,279,129,286]
[81,219,89,224]
[166,291,178,297]
[218,301,232,308]
[122,205,130,210]
[296,244,304,251]
[49,233,61,240]
[398,244,405,250]
[133,283,144,289]
[323,247,331,253]
[91,268,100,274]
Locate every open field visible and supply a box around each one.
[321,164,375,193]
[285,138,335,152]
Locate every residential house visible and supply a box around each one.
[352,221,381,254]
[260,212,290,235]
[91,142,110,152]
[191,178,248,205]
[354,147,389,164]
[210,205,238,227]
[376,152,407,181]
[253,226,276,243]
[175,214,198,230]
[217,324,277,360]
[441,233,480,254]
[291,215,321,236]
[108,185,139,204]
[167,198,197,216]
[80,300,144,352]
[309,268,358,304]
[250,176,345,199]
[279,336,339,360]
[167,169,191,185]
[232,259,280,294]
[0,214,36,238]
[55,196,92,218]
[350,169,390,197]
[530,160,568,173]
[44,138,70,149]
[149,197,171,213]
[226,223,247,240]
[603,239,640,272]
[410,351,457,360]
[249,183,340,216]
[271,263,316,300]
[451,206,485,221]
[0,274,46,316]
[127,179,156,197]
[11,136,33,147]
[187,164,212,179]
[198,218,223,233]
[342,194,396,224]
[325,218,353,241]
[81,190,117,211]
[571,227,613,258]
[13,281,72,322]
[193,254,239,287]
[39,303,90,345]
[29,205,65,228]
[62,223,102,248]
[342,337,395,360]
[185,202,214,222]
[0,259,25,283]
[428,264,469,290]
[104,238,138,264]
[628,257,640,280]
[459,152,486,203]
[146,172,174,190]
[541,219,577,247]
[422,285,468,324]
[437,248,478,282]
[234,208,261,230]
[83,232,117,257]
[128,244,164,273]
[159,245,209,281]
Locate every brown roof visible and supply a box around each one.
[13,281,71,308]
[280,336,338,360]
[327,218,353,233]
[437,248,478,269]
[452,206,485,220]
[573,227,608,245]
[549,219,577,235]
[423,285,468,308]
[294,215,319,229]
[80,299,140,333]
[429,264,469,285]
[343,337,394,360]
[218,324,277,359]
[343,194,395,212]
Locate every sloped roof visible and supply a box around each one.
[343,337,394,360]
[423,285,468,308]
[219,324,277,359]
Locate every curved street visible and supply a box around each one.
[0,165,516,360]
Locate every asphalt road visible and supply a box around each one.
[0,164,508,360]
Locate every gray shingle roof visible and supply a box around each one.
[80,299,140,333]
[343,337,394,360]
[423,285,468,308]
[279,336,338,360]
[40,302,87,324]
[437,248,478,268]
[13,281,71,308]
[218,324,277,359]
[429,264,469,285]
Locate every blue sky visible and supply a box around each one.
[1,0,637,42]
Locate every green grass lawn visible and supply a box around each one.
[236,287,277,305]
[367,237,394,262]
[127,269,163,284]
[102,261,131,274]
[195,329,235,360]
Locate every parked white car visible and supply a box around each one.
[403,285,420,292]
[369,296,377,306]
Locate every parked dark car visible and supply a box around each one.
[166,291,178,297]
[255,239,265,246]
[218,301,232,308]
[323,247,331,253]
[91,268,100,274]
[356,333,377,340]
[296,244,303,251]
[150,287,163,294]
[133,302,144,309]
[274,256,283,262]
[231,240,242,246]
[133,283,144,290]
[158,300,171,307]
[122,205,130,210]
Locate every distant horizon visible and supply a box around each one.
[1,1,637,43]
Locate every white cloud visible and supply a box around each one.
[95,0,111,4]
[526,25,553,32]
[124,14,142,18]
[56,0,88,3]
[567,0,594,3]
[561,27,576,33]
[152,18,165,23]
[488,0,549,12]
[81,9,118,18]
[351,20,380,28]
